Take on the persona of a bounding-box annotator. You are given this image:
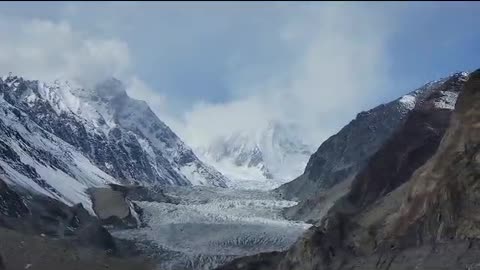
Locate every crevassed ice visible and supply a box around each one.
[113,186,310,270]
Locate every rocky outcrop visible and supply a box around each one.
[281,72,467,223]
[386,68,480,243]
[2,196,116,252]
[0,177,29,220]
[274,77,439,201]
[91,187,131,221]
[347,73,465,210]
[0,176,151,269]
[89,184,144,229]
[0,226,152,270]
[217,70,480,270]
[0,175,115,251]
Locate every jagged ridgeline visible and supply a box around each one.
[277,72,467,223]
[0,75,227,213]
[217,70,480,270]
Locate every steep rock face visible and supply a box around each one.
[0,93,118,212]
[276,75,463,202]
[216,71,479,270]
[0,175,151,268]
[0,180,114,252]
[0,190,151,269]
[270,73,468,270]
[279,73,467,223]
[348,73,465,210]
[0,178,29,219]
[0,75,227,211]
[386,68,480,243]
[89,184,143,229]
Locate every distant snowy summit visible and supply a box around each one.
[195,121,315,190]
[0,74,228,212]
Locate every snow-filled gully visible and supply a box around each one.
[112,186,310,270]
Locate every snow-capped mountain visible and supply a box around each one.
[215,70,478,270]
[277,72,468,222]
[0,74,227,212]
[195,122,314,190]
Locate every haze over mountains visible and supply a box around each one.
[193,121,314,190]
[2,66,480,270]
[217,70,480,270]
[2,3,480,270]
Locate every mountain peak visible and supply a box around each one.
[94,77,127,99]
[194,120,313,189]
[0,74,228,210]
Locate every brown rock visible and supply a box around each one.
[217,71,480,270]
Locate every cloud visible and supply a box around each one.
[0,16,130,87]
[178,96,276,146]
[0,5,404,152]
[177,4,394,147]
[0,14,172,122]
[124,76,175,124]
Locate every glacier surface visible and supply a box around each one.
[113,186,310,270]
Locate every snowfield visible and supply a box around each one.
[113,186,310,270]
[192,121,314,189]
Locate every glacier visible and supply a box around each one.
[113,186,310,270]
[0,74,312,269]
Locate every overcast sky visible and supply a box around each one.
[1,2,479,147]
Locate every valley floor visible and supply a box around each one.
[112,186,310,270]
[0,227,151,270]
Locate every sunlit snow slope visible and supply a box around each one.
[0,75,228,213]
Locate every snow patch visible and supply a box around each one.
[434,91,458,110]
[399,94,416,110]
[180,163,205,186]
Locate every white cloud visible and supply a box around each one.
[0,5,397,152]
[124,76,176,125]
[126,76,166,107]
[179,95,276,146]
[0,17,130,87]
[0,15,171,123]
[177,4,394,148]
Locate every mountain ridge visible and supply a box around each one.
[195,121,314,190]
[215,70,477,270]
[0,74,228,212]
[276,72,468,223]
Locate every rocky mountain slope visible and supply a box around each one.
[216,70,480,270]
[276,73,467,201]
[0,227,151,270]
[0,74,227,212]
[195,121,313,190]
[0,175,152,270]
[277,72,467,222]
